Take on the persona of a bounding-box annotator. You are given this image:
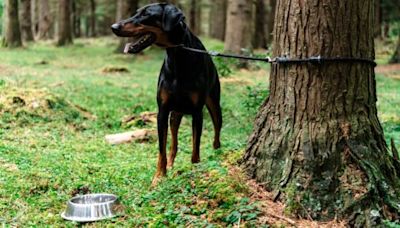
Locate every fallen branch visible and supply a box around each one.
[265,212,297,227]
[105,129,156,145]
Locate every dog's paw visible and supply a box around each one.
[151,174,164,187]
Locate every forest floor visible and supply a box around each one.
[0,37,399,227]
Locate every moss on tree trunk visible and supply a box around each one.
[241,0,400,226]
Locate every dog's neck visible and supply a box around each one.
[163,23,207,78]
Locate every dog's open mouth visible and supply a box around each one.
[124,33,156,54]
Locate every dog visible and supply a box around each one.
[111,3,222,185]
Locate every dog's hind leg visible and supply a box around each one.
[206,94,222,149]
[152,109,169,186]
[167,111,183,168]
[191,111,203,163]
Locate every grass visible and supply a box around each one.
[0,37,266,227]
[0,37,399,226]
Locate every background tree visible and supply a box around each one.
[56,0,73,46]
[72,0,81,38]
[88,0,96,37]
[253,0,276,49]
[188,0,201,35]
[38,0,51,39]
[20,0,34,42]
[241,0,400,226]
[224,0,253,67]
[390,34,400,63]
[2,0,22,47]
[209,0,226,41]
[31,0,39,39]
[115,0,139,53]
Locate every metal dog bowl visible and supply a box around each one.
[61,193,122,222]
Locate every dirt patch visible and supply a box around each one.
[228,165,345,227]
[221,69,268,85]
[376,64,400,79]
[0,85,95,128]
[0,159,19,172]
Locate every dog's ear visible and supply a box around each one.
[162,5,184,32]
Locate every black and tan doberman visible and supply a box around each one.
[111,3,222,185]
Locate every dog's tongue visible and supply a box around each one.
[124,43,133,54]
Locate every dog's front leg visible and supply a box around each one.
[191,112,203,163]
[152,108,169,186]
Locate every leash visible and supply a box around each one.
[177,45,377,67]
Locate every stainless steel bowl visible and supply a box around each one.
[61,193,122,222]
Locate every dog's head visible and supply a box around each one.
[111,3,185,54]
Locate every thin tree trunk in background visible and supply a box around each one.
[209,0,226,41]
[189,0,201,35]
[265,0,276,48]
[224,0,253,67]
[72,0,81,38]
[390,34,400,63]
[88,0,96,37]
[115,0,139,53]
[2,0,22,47]
[253,0,267,49]
[374,0,382,38]
[56,0,73,46]
[31,0,39,39]
[38,0,51,39]
[20,0,34,42]
[242,0,400,226]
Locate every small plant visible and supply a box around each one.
[214,57,236,77]
[243,84,269,113]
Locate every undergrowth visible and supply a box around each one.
[0,37,398,226]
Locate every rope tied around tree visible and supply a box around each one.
[178,46,378,67]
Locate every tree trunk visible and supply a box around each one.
[389,34,400,64]
[20,0,34,42]
[31,0,39,39]
[265,0,276,48]
[209,0,226,41]
[224,0,253,67]
[72,0,81,38]
[38,0,51,40]
[56,0,73,46]
[88,0,96,37]
[2,0,22,47]
[253,0,267,49]
[188,0,201,35]
[241,0,400,226]
[374,0,382,38]
[115,0,139,53]
[253,0,276,49]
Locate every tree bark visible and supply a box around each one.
[253,0,267,49]
[189,0,201,35]
[389,34,400,64]
[72,0,81,38]
[31,0,39,39]
[20,0,34,42]
[115,0,139,53]
[253,0,276,49]
[2,0,22,47]
[56,0,73,46]
[38,0,51,40]
[374,0,382,38]
[209,0,227,41]
[88,0,96,37]
[265,0,276,48]
[224,0,253,67]
[241,0,400,226]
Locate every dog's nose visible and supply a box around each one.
[111,23,121,31]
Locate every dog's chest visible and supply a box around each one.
[159,78,206,113]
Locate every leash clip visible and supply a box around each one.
[208,51,220,56]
